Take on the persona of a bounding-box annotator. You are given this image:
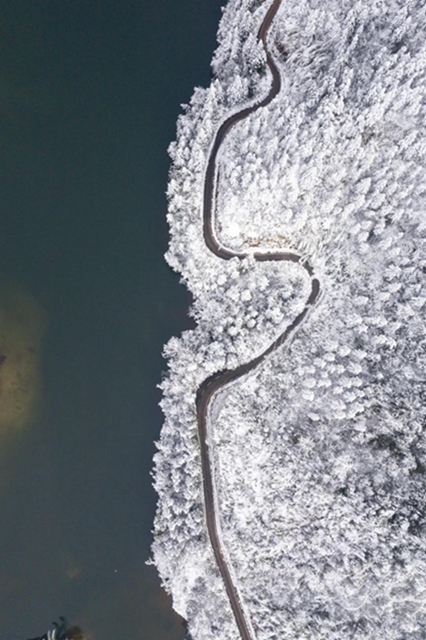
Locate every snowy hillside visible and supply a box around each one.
[152,0,426,639]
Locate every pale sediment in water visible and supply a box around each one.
[0,280,47,436]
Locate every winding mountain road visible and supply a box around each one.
[196,1,320,638]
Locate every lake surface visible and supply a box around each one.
[0,1,222,638]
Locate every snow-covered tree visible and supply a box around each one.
[152,0,426,638]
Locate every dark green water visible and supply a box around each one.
[0,1,221,638]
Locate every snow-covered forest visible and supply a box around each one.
[152,0,426,638]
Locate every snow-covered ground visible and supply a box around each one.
[152,0,426,638]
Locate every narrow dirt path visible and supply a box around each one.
[196,1,320,638]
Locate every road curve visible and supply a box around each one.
[196,1,321,639]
